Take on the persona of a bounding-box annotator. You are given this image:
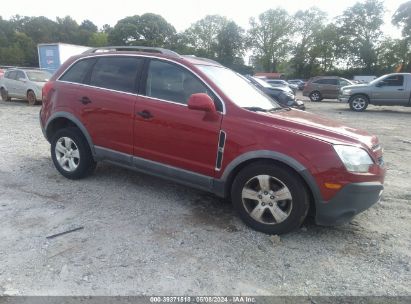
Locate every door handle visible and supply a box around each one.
[79,96,92,104]
[137,110,153,119]
[397,89,404,91]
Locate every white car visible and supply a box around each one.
[0,69,52,105]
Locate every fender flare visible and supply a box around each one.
[45,111,95,156]
[214,150,323,206]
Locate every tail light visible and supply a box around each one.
[42,81,53,105]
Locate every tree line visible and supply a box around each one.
[0,0,410,78]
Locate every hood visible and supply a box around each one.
[341,83,369,90]
[261,109,378,149]
[33,81,47,87]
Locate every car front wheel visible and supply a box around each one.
[27,90,39,106]
[349,95,369,111]
[51,128,96,179]
[231,161,309,234]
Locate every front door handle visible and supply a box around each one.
[79,96,92,104]
[397,89,404,91]
[137,110,153,119]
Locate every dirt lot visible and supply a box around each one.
[0,95,410,296]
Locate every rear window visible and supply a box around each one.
[60,58,96,84]
[90,57,143,93]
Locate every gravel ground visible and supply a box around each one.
[0,95,410,296]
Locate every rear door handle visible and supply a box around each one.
[137,110,153,119]
[79,96,92,104]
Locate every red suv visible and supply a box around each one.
[40,46,386,234]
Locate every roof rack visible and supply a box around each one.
[83,46,180,57]
[181,55,222,66]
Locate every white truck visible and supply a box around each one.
[339,73,411,111]
[37,43,90,74]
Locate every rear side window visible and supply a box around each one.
[383,75,404,86]
[313,78,338,85]
[60,58,96,84]
[145,59,213,105]
[90,57,143,93]
[6,71,17,80]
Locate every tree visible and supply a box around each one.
[247,9,295,72]
[183,15,228,58]
[392,1,411,72]
[108,13,176,47]
[290,8,327,78]
[337,0,385,73]
[216,21,245,66]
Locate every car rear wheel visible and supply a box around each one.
[51,128,96,179]
[349,94,369,112]
[231,161,309,234]
[1,88,11,101]
[27,90,39,106]
[309,91,322,102]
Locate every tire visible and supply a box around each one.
[309,91,322,102]
[231,161,309,235]
[1,88,11,101]
[51,128,96,180]
[27,90,39,106]
[349,94,369,112]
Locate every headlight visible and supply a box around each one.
[334,145,374,173]
[342,89,351,95]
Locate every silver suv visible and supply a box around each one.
[0,69,52,105]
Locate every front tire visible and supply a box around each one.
[349,94,369,111]
[27,90,39,105]
[51,128,96,179]
[231,161,309,235]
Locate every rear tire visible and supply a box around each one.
[231,161,309,235]
[1,88,11,101]
[51,128,96,180]
[309,91,322,102]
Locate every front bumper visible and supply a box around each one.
[315,182,383,226]
[338,95,350,102]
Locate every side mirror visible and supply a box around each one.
[187,93,216,113]
[19,78,27,82]
[376,81,385,87]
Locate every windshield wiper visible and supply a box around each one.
[244,106,285,113]
[243,107,269,112]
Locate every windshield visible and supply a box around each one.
[369,75,389,86]
[197,65,281,110]
[251,76,272,88]
[26,70,51,82]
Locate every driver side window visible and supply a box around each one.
[145,60,215,106]
[382,75,404,87]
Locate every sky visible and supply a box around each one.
[0,0,405,38]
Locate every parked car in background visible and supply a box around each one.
[288,79,305,90]
[0,68,52,105]
[303,76,353,101]
[246,76,305,110]
[264,79,298,93]
[339,73,411,111]
[40,46,385,235]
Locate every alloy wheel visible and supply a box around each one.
[55,137,80,172]
[241,175,293,225]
